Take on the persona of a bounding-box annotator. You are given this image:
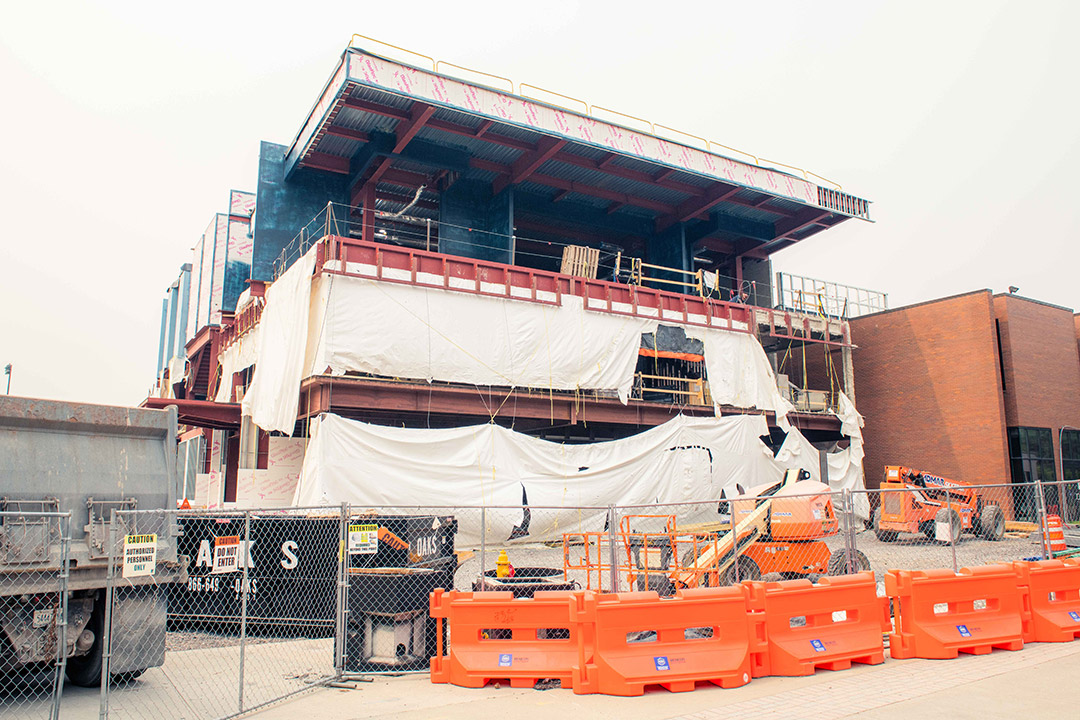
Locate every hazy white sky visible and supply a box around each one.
[1,1,1077,406]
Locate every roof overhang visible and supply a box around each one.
[282,46,871,260]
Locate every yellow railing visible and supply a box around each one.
[347,34,844,191]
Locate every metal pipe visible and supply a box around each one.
[606,506,619,592]
[238,511,251,713]
[479,507,487,590]
[98,513,117,720]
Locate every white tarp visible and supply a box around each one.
[772,391,869,519]
[215,324,261,403]
[295,412,783,546]
[240,248,318,433]
[240,262,793,434]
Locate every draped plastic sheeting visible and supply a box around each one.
[773,391,869,519]
[295,413,783,546]
[241,248,318,432]
[215,324,260,403]
[239,258,794,434]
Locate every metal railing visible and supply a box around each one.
[775,271,888,320]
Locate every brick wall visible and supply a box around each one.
[849,291,1011,494]
[993,295,1080,484]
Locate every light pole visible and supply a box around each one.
[3,364,10,395]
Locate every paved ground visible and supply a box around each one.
[254,641,1080,720]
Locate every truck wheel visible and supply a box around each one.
[719,557,760,586]
[827,549,871,576]
[921,521,936,540]
[66,594,104,688]
[873,508,898,542]
[979,504,1006,541]
[934,508,963,544]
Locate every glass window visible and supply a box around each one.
[1061,429,1080,522]
[1007,426,1058,521]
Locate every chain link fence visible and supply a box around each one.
[0,510,70,720]
[22,476,1069,717]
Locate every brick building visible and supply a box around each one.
[847,290,1080,520]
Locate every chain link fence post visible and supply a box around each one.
[479,506,487,590]
[98,512,117,720]
[334,503,349,676]
[606,505,618,593]
[1035,474,1050,559]
[843,489,855,575]
[947,493,959,574]
[49,514,70,720]
[236,510,251,715]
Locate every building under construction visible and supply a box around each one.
[147,39,878,509]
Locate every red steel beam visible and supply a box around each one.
[351,102,436,205]
[324,125,370,142]
[297,376,842,431]
[469,157,675,215]
[301,151,351,175]
[493,136,567,195]
[656,183,741,232]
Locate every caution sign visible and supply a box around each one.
[211,535,241,574]
[347,524,378,555]
[122,534,158,578]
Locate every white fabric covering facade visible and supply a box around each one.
[240,248,793,435]
[293,407,868,547]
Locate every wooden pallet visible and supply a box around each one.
[560,245,600,279]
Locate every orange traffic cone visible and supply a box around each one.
[1044,515,1066,555]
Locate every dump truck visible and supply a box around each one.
[0,396,185,686]
[873,465,1005,542]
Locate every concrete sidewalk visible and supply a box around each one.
[254,640,1080,720]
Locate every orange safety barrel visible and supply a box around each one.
[429,589,589,689]
[1014,559,1080,643]
[745,572,889,677]
[1044,515,1067,555]
[568,586,753,696]
[885,564,1026,659]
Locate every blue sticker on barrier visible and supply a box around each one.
[810,639,826,652]
[498,653,512,667]
[654,656,670,671]
[957,625,971,637]
[1069,611,1080,622]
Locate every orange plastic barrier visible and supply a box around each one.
[568,587,753,696]
[885,564,1026,659]
[429,589,589,689]
[744,572,889,677]
[1014,559,1080,642]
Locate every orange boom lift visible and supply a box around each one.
[874,465,1005,542]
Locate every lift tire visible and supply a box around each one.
[719,556,761,586]
[827,549,871,576]
[873,508,898,542]
[921,521,936,541]
[979,504,1006,541]
[760,572,784,583]
[934,507,963,544]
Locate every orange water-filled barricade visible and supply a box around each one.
[429,589,589,689]
[1014,558,1080,643]
[745,572,890,677]
[568,586,754,696]
[885,564,1026,659]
